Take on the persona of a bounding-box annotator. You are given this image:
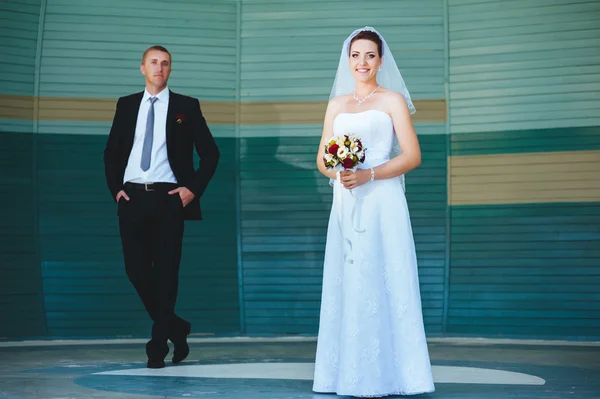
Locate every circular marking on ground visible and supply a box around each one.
[95,362,545,385]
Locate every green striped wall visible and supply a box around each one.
[240,0,445,101]
[33,0,241,336]
[0,133,45,338]
[0,1,46,338]
[39,0,238,99]
[36,133,239,336]
[0,0,241,338]
[447,0,600,337]
[448,127,600,337]
[448,0,600,133]
[1,0,600,340]
[450,126,600,156]
[239,0,448,334]
[0,0,39,97]
[240,134,447,334]
[449,202,600,337]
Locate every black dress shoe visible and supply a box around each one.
[172,323,191,364]
[147,358,165,369]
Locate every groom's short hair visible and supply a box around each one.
[142,45,172,64]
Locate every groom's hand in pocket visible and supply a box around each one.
[168,186,195,207]
[116,190,130,203]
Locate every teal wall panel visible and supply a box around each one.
[0,1,46,338]
[0,0,242,338]
[240,0,445,102]
[4,0,599,340]
[0,120,35,134]
[446,0,600,338]
[0,0,240,336]
[36,135,240,336]
[238,0,448,334]
[239,135,329,333]
[39,0,238,100]
[0,132,46,337]
[240,134,448,334]
[0,0,40,97]
[405,135,448,332]
[451,126,600,156]
[449,202,600,337]
[448,0,600,133]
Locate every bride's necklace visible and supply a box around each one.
[353,85,380,106]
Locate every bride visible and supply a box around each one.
[312,27,436,397]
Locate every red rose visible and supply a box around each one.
[328,144,339,155]
[342,157,354,169]
[176,113,186,124]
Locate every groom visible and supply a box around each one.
[103,45,220,368]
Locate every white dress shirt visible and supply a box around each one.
[123,87,177,184]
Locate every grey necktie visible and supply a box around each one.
[140,97,158,171]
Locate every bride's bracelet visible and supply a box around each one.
[370,167,375,181]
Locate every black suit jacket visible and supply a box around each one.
[103,90,220,220]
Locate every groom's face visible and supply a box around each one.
[349,39,381,83]
[140,50,172,90]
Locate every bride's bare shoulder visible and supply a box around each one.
[378,88,406,102]
[375,89,409,114]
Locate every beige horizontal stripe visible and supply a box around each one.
[240,101,324,124]
[449,150,600,205]
[0,94,446,125]
[0,94,34,119]
[239,99,446,124]
[35,97,237,125]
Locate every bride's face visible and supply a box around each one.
[349,39,382,84]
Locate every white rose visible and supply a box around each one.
[337,147,348,159]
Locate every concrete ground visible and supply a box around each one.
[0,337,599,399]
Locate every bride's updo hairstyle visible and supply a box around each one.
[349,30,383,57]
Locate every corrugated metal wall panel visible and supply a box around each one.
[239,0,448,334]
[241,0,445,102]
[240,134,447,334]
[37,133,240,336]
[0,132,46,338]
[0,1,47,338]
[449,141,600,335]
[0,0,38,130]
[448,0,600,133]
[0,0,39,97]
[40,0,238,99]
[32,0,241,337]
[449,202,600,337]
[448,0,600,337]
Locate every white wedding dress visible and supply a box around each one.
[313,109,435,397]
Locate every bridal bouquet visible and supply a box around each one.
[323,134,366,170]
